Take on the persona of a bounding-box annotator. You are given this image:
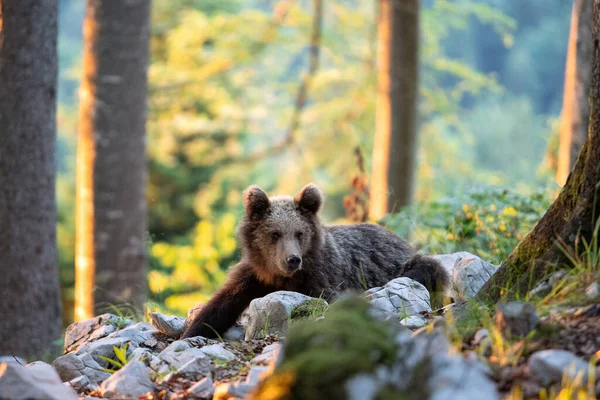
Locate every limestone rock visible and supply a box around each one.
[432,252,499,300]
[364,277,431,321]
[0,361,78,400]
[99,361,155,399]
[495,301,538,337]
[64,313,130,353]
[399,315,428,330]
[528,350,592,386]
[187,375,214,398]
[75,336,133,368]
[242,291,315,340]
[200,344,236,362]
[52,352,111,384]
[251,343,281,366]
[149,312,185,339]
[105,322,158,349]
[223,323,245,341]
[155,340,214,376]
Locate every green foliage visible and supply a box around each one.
[384,185,551,264]
[98,344,135,374]
[290,298,329,322]
[54,0,568,320]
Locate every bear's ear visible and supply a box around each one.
[295,183,323,214]
[244,185,271,218]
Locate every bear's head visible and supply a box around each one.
[238,183,324,279]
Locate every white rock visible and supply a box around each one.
[99,361,155,398]
[156,340,213,376]
[394,329,497,399]
[432,252,499,300]
[75,336,133,368]
[172,356,213,379]
[495,301,538,337]
[528,350,592,385]
[149,312,185,339]
[64,313,129,353]
[128,347,160,367]
[65,375,89,391]
[364,277,431,321]
[213,382,254,399]
[400,315,428,330]
[223,324,245,341]
[247,366,270,385]
[52,352,111,384]
[251,343,281,365]
[187,375,214,398]
[105,322,157,348]
[0,361,79,400]
[345,373,380,400]
[242,291,314,340]
[428,354,499,400]
[200,344,235,362]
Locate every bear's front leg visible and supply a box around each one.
[181,263,274,339]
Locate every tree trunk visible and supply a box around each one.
[556,0,593,186]
[478,0,600,302]
[0,0,61,358]
[75,0,151,320]
[370,0,419,220]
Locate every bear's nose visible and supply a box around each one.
[286,254,302,270]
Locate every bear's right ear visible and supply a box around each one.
[244,185,271,218]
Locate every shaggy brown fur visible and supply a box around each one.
[182,183,448,339]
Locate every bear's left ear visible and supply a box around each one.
[244,185,271,218]
[295,183,324,214]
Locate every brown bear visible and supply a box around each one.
[181,183,448,339]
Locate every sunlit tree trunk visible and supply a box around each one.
[0,0,62,358]
[478,0,600,302]
[556,0,593,186]
[75,0,151,320]
[370,0,419,221]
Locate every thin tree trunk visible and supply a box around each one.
[556,0,593,186]
[478,0,600,302]
[0,0,61,358]
[75,0,151,320]
[370,0,419,220]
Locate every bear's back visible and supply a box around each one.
[295,223,417,296]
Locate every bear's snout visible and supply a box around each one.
[286,254,302,271]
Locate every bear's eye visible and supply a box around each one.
[295,231,303,240]
[270,231,281,242]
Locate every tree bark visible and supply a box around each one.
[478,0,600,302]
[75,0,151,320]
[370,0,419,220]
[556,0,593,186]
[0,0,62,358]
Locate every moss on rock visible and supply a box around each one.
[250,296,398,400]
[290,298,329,322]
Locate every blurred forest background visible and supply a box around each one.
[55,0,570,323]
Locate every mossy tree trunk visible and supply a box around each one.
[75,0,151,320]
[478,0,600,302]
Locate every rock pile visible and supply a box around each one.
[0,252,596,399]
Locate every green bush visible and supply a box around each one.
[383,185,551,264]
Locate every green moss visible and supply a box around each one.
[251,296,398,400]
[290,298,329,321]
